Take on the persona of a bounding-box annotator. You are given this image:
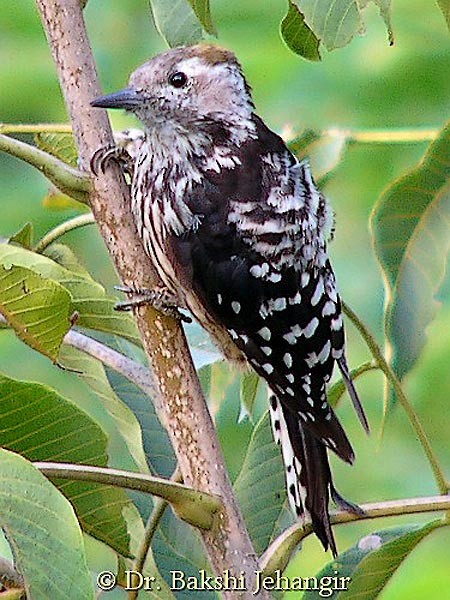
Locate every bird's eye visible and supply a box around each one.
[168,71,188,88]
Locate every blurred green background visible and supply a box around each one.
[0,1,449,598]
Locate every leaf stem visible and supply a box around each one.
[34,462,220,529]
[34,213,95,253]
[0,123,72,134]
[342,302,448,495]
[260,494,450,574]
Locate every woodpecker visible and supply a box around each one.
[91,44,368,555]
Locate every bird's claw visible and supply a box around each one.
[90,145,133,177]
[114,284,192,323]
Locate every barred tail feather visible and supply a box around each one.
[269,394,308,522]
[269,393,339,556]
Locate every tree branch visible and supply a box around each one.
[35,2,264,596]
[260,494,450,575]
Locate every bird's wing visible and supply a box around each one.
[169,116,361,463]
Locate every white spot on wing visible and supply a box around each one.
[289,291,302,305]
[322,300,336,316]
[250,263,270,278]
[258,327,271,340]
[318,340,331,363]
[231,301,241,314]
[303,317,319,338]
[283,353,293,368]
[301,272,310,287]
[268,272,282,283]
[311,278,325,306]
[331,315,343,331]
[283,332,297,345]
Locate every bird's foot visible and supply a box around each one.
[90,144,134,177]
[114,284,192,323]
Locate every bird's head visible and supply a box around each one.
[91,44,255,132]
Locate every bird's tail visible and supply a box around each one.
[269,394,361,556]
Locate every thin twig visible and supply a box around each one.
[0,123,438,144]
[0,133,90,202]
[34,213,95,253]
[342,302,448,495]
[325,127,438,144]
[64,329,157,401]
[0,123,72,134]
[260,494,450,574]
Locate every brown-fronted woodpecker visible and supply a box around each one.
[91,44,368,555]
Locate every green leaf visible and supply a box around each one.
[186,0,216,35]
[288,129,348,183]
[234,411,292,554]
[360,0,394,45]
[0,449,94,600]
[240,371,260,422]
[105,365,211,594]
[370,121,450,389]
[150,0,204,47]
[0,242,140,345]
[152,511,216,599]
[60,345,150,475]
[303,521,441,599]
[0,372,136,558]
[387,183,450,384]
[141,551,177,600]
[0,264,72,362]
[9,222,33,249]
[42,189,89,212]
[280,1,321,61]
[106,368,176,479]
[294,0,363,51]
[436,0,450,31]
[43,243,93,278]
[34,132,78,167]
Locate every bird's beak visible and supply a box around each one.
[90,88,144,110]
